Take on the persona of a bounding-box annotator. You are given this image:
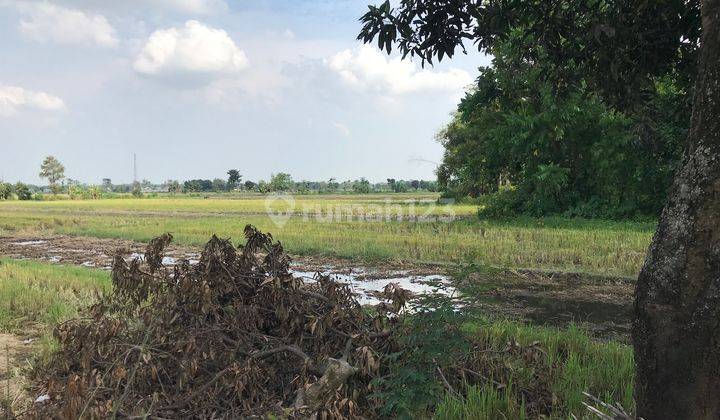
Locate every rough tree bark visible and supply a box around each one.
[633,1,720,418]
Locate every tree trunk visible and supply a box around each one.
[633,1,720,418]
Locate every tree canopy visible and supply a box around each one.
[359,0,699,218]
[359,0,700,108]
[269,172,294,192]
[227,169,241,191]
[39,156,65,194]
[436,37,689,217]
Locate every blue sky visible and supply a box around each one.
[1,0,490,184]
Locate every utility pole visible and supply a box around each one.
[133,153,137,184]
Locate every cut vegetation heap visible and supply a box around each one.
[32,226,403,418]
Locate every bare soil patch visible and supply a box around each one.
[0,333,35,414]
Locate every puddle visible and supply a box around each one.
[516,294,629,323]
[118,253,456,307]
[476,292,631,341]
[10,240,47,246]
[127,253,199,266]
[290,267,456,306]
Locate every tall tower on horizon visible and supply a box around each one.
[133,153,137,184]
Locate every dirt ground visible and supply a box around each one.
[0,235,177,270]
[0,333,35,414]
[0,234,634,341]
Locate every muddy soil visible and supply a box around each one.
[0,235,634,341]
[0,235,443,274]
[0,235,149,269]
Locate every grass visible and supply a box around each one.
[0,194,477,217]
[0,195,643,416]
[0,258,110,333]
[0,250,634,418]
[391,304,634,419]
[0,196,654,276]
[465,319,633,415]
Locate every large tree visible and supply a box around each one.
[436,56,687,217]
[227,169,241,191]
[634,3,720,417]
[39,155,65,195]
[359,0,718,417]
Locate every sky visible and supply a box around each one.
[0,0,491,184]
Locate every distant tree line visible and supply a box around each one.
[3,158,438,200]
[178,172,437,194]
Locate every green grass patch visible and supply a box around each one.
[435,383,529,420]
[0,198,653,276]
[0,194,476,217]
[461,319,634,416]
[376,296,634,419]
[0,258,110,332]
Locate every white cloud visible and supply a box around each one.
[0,85,66,117]
[326,45,472,97]
[18,2,118,48]
[331,121,350,137]
[134,20,248,83]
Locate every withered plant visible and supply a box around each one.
[33,226,403,418]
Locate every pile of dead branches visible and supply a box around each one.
[32,226,402,418]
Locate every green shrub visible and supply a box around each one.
[478,187,523,219]
[14,182,32,200]
[373,296,469,418]
[132,182,143,198]
[0,183,12,200]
